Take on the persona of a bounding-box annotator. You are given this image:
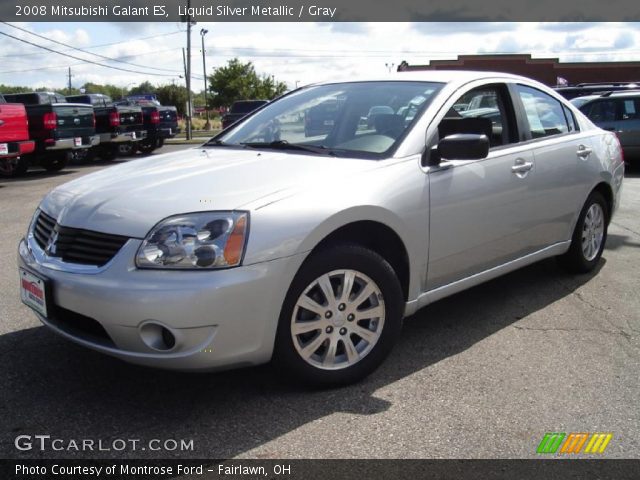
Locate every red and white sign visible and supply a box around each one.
[0,143,8,155]
[19,268,48,317]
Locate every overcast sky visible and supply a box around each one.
[0,22,639,91]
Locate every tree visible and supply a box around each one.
[208,58,288,108]
[129,81,157,96]
[155,84,189,115]
[81,82,123,100]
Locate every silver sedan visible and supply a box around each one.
[18,71,624,386]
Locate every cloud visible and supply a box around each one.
[326,23,369,34]
[411,22,518,34]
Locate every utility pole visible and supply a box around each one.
[67,67,73,93]
[185,0,193,140]
[200,28,211,131]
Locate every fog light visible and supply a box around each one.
[139,322,176,351]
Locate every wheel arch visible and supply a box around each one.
[303,219,412,302]
[591,181,614,223]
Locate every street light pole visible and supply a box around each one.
[200,28,211,131]
[185,0,193,140]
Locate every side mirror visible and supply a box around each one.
[434,134,490,164]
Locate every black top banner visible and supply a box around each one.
[0,0,639,22]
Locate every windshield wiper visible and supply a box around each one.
[240,140,336,156]
[203,139,234,147]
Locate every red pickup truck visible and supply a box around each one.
[0,94,35,177]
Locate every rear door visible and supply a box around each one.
[512,84,595,247]
[427,83,538,289]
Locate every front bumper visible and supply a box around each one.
[45,135,100,151]
[18,235,304,371]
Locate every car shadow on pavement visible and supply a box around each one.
[606,233,640,250]
[0,257,603,459]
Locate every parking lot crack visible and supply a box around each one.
[611,221,640,238]
[512,325,635,340]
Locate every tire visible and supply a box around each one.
[138,139,157,155]
[0,156,29,177]
[273,244,404,387]
[43,152,70,172]
[558,191,609,274]
[100,146,118,161]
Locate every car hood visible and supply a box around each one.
[41,147,380,238]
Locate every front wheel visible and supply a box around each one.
[273,244,404,387]
[558,191,609,273]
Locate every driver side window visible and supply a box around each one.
[438,84,514,149]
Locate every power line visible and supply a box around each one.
[0,30,180,77]
[0,48,184,74]
[0,30,183,59]
[2,22,180,74]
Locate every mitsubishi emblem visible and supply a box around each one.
[45,230,59,256]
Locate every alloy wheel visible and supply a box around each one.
[291,269,385,371]
[581,203,605,261]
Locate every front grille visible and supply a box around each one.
[33,210,129,267]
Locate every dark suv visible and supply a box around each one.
[221,100,268,129]
[572,91,640,164]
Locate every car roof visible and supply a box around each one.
[307,70,531,87]
[572,91,640,103]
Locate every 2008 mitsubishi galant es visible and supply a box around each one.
[19,72,624,385]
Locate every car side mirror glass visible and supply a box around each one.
[437,134,489,162]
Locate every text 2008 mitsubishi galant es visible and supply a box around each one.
[19,72,624,386]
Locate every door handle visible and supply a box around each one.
[577,144,592,159]
[511,160,533,173]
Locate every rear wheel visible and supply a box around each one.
[138,138,157,154]
[273,244,404,386]
[558,191,608,273]
[0,156,29,177]
[43,151,70,172]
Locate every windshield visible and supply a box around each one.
[216,81,443,158]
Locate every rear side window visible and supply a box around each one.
[584,100,617,122]
[516,85,570,138]
[622,99,639,120]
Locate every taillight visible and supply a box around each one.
[43,112,57,130]
[150,111,160,124]
[109,112,120,127]
[613,133,625,164]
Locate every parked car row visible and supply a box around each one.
[555,82,640,165]
[0,92,180,177]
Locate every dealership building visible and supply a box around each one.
[397,54,640,86]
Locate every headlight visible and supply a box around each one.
[136,212,248,269]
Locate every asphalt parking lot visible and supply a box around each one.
[0,148,638,460]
